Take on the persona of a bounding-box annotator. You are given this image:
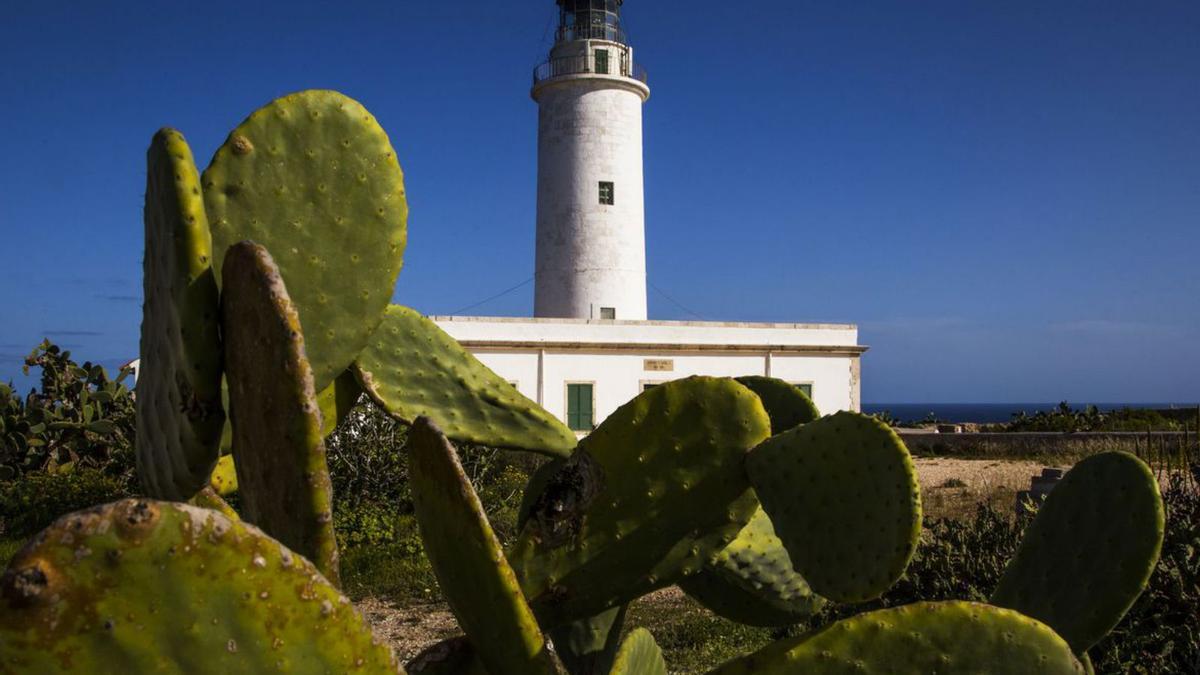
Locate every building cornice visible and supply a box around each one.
[455,340,868,357]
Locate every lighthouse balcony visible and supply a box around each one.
[533,50,648,87]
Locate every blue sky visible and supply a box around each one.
[1,1,1197,403]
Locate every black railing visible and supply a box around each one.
[533,53,648,86]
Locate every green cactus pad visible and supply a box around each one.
[318,368,363,437]
[609,628,667,675]
[209,454,238,495]
[745,411,921,604]
[678,508,824,627]
[510,377,771,628]
[137,128,225,501]
[549,605,628,675]
[991,451,1164,655]
[204,89,408,392]
[221,241,339,587]
[0,499,399,674]
[189,486,240,521]
[408,418,562,675]
[708,601,1084,675]
[734,377,820,435]
[354,305,575,457]
[407,637,487,675]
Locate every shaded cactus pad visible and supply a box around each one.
[355,305,575,457]
[510,377,770,627]
[221,241,339,586]
[678,508,824,627]
[991,451,1164,654]
[746,411,921,603]
[734,376,820,435]
[408,418,561,675]
[610,628,667,675]
[204,89,408,392]
[0,500,399,674]
[137,128,224,501]
[709,601,1084,675]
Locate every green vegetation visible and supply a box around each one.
[1001,402,1192,433]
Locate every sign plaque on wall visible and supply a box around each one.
[644,359,674,372]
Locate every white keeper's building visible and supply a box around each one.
[434,0,865,434]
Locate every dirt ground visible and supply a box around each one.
[364,457,1072,665]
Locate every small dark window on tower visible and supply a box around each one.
[599,181,614,205]
[600,307,616,320]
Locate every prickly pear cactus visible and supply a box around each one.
[355,305,575,457]
[137,128,225,501]
[208,453,238,496]
[734,376,819,435]
[0,500,400,674]
[609,628,667,675]
[991,451,1164,655]
[678,508,824,627]
[745,411,921,603]
[408,418,562,675]
[510,377,771,628]
[548,605,628,675]
[707,601,1085,675]
[204,89,408,392]
[221,241,339,586]
[318,368,364,437]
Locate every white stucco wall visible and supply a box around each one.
[434,317,865,433]
[533,66,649,321]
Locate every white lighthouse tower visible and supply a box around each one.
[533,0,651,321]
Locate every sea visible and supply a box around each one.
[861,403,1200,425]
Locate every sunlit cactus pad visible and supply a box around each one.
[679,508,824,627]
[734,376,820,435]
[746,411,921,603]
[221,241,339,586]
[137,128,224,501]
[355,305,576,457]
[0,500,399,674]
[610,628,667,675]
[408,418,562,675]
[991,451,1164,654]
[318,368,364,437]
[709,601,1084,674]
[204,89,407,392]
[510,377,771,627]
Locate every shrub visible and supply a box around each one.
[0,468,133,539]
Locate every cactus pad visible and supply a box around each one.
[709,601,1084,674]
[355,305,575,457]
[510,377,771,627]
[408,418,562,675]
[137,128,225,501]
[221,241,339,586]
[318,368,363,437]
[678,508,824,627]
[610,628,667,675]
[745,411,921,603]
[735,376,819,435]
[208,454,238,496]
[0,500,399,674]
[548,605,628,675]
[204,89,408,392]
[991,451,1164,654]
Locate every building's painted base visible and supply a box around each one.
[433,316,866,435]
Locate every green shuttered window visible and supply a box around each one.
[567,383,594,431]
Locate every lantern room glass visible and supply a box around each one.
[557,0,625,44]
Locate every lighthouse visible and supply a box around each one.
[532,0,651,321]
[432,4,865,432]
